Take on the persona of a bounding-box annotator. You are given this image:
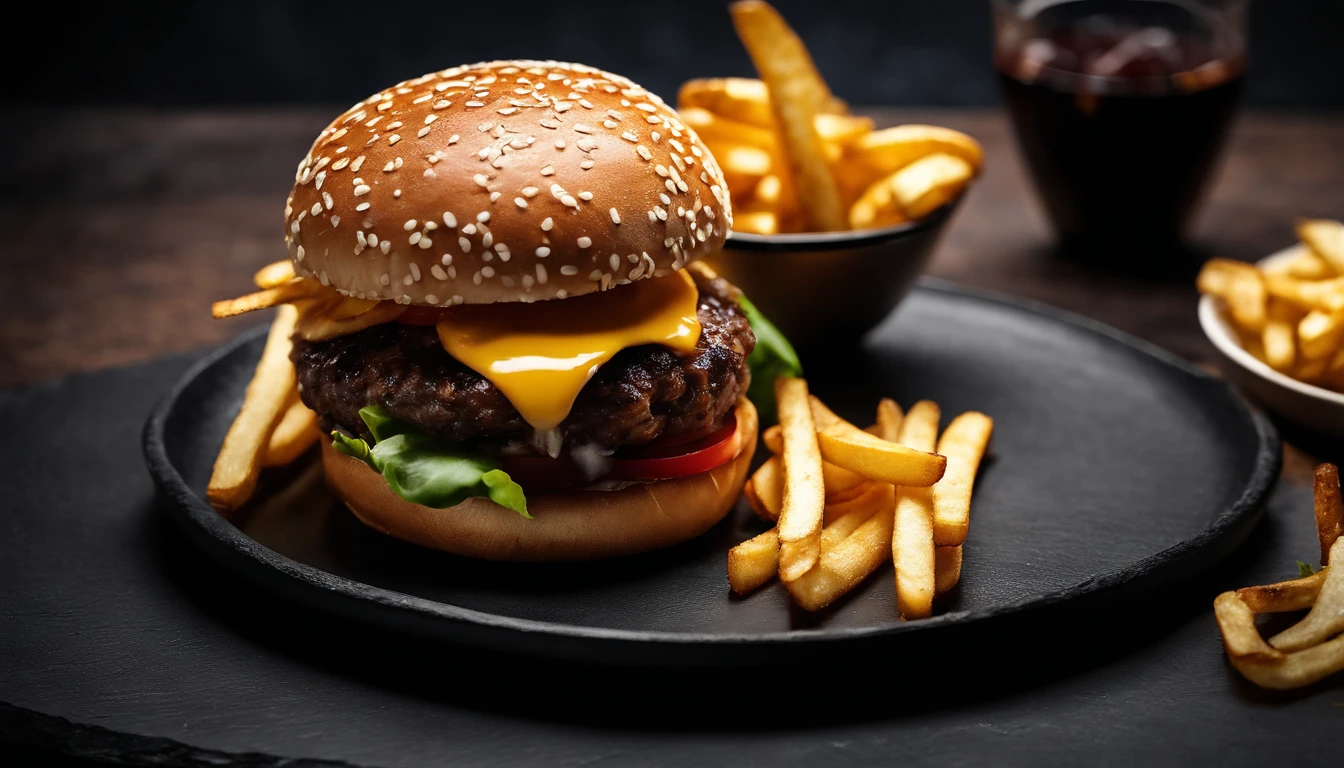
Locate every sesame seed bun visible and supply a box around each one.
[320,398,757,561]
[285,60,733,305]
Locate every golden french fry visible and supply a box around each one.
[848,170,911,230]
[728,527,780,594]
[887,152,974,219]
[1297,218,1344,274]
[1261,319,1296,371]
[876,398,903,442]
[774,377,826,582]
[815,429,946,487]
[678,106,779,149]
[716,142,774,184]
[932,411,994,547]
[1262,247,1335,280]
[748,456,784,521]
[253,260,297,289]
[677,77,847,129]
[731,1,846,232]
[1236,569,1328,613]
[1198,259,1269,331]
[732,210,780,236]
[326,296,385,320]
[1270,538,1344,651]
[822,482,884,524]
[211,279,323,319]
[1214,588,1344,690]
[814,113,876,145]
[892,401,939,619]
[263,396,321,467]
[848,124,985,178]
[1316,464,1343,566]
[935,546,963,594]
[1296,356,1329,384]
[1298,309,1344,361]
[786,485,897,611]
[296,299,405,341]
[1264,274,1344,314]
[208,305,300,513]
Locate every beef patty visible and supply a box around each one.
[292,272,755,452]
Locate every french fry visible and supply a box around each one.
[1263,274,1344,314]
[1297,309,1344,361]
[875,398,903,442]
[814,114,876,146]
[935,546,963,595]
[1235,569,1328,613]
[848,124,985,179]
[253,259,297,289]
[848,170,910,230]
[763,422,879,494]
[1270,538,1344,651]
[1260,319,1297,371]
[732,210,780,236]
[1297,218,1344,274]
[263,396,321,467]
[786,484,897,611]
[1261,246,1334,280]
[731,0,846,231]
[892,401,940,619]
[887,152,975,219]
[1198,259,1268,331]
[1214,589,1344,690]
[822,482,884,525]
[932,411,994,547]
[296,299,406,341]
[728,527,780,594]
[774,377,826,581]
[211,279,323,319]
[677,77,847,130]
[815,429,945,487]
[1315,464,1343,566]
[207,305,300,513]
[748,456,784,521]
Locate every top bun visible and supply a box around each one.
[285,60,733,305]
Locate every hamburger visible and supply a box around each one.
[254,60,762,560]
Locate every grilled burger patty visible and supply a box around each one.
[292,274,755,452]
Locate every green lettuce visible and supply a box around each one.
[332,406,529,518]
[1297,560,1319,578]
[740,294,803,424]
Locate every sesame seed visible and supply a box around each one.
[561,195,578,208]
[477,211,490,222]
[609,208,621,224]
[473,174,489,188]
[410,232,422,245]
[540,165,555,176]
[554,139,566,149]
[621,131,638,143]
[659,193,671,205]
[410,263,422,281]
[414,93,432,104]
[574,124,594,134]
[387,121,403,130]
[603,120,618,129]
[579,99,594,109]
[580,160,595,170]
[636,145,652,161]
[443,212,457,227]
[369,234,379,247]
[652,131,661,142]
[473,272,483,285]
[541,217,553,231]
[554,102,572,112]
[332,157,350,170]
[417,127,431,138]
[540,118,561,130]
[490,191,501,202]
[354,184,371,196]
[515,197,528,209]
[434,100,450,109]
[578,191,593,201]
[560,265,579,276]
[394,189,402,198]
[498,107,518,116]
[383,161,396,172]
[466,101,485,108]
[522,186,539,198]
[296,245,305,261]
[536,264,548,283]
[418,237,432,249]
[403,275,413,286]
[357,232,367,247]
[380,273,391,286]
[425,294,439,304]
[482,266,495,278]
[462,224,477,235]
[330,215,341,227]
[424,168,436,178]
[351,155,366,171]
[388,134,401,145]
[536,246,551,257]
[431,265,448,280]
[310,202,323,216]
[448,134,460,144]
[459,237,471,252]
[356,202,370,212]
[577,236,592,249]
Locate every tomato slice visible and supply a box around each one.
[397,306,443,326]
[501,414,742,491]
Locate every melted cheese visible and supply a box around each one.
[437,271,702,431]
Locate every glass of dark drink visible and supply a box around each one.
[994,0,1247,264]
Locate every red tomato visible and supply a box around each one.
[502,415,742,491]
[398,306,443,326]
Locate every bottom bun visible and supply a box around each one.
[321,398,758,561]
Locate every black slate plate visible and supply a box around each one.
[143,280,1279,665]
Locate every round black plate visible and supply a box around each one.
[144,280,1278,665]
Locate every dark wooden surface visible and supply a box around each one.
[2,107,1341,473]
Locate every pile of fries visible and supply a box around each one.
[730,378,992,615]
[1198,218,1344,392]
[207,261,336,514]
[1214,464,1344,689]
[677,1,982,235]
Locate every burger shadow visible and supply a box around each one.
[150,488,1312,733]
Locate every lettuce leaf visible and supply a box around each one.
[330,406,529,518]
[739,294,803,424]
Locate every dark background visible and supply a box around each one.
[9,0,1343,108]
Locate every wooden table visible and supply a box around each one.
[2,108,1341,475]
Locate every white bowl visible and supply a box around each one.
[1198,244,1344,438]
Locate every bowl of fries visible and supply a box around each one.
[681,1,983,345]
[1198,219,1344,437]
